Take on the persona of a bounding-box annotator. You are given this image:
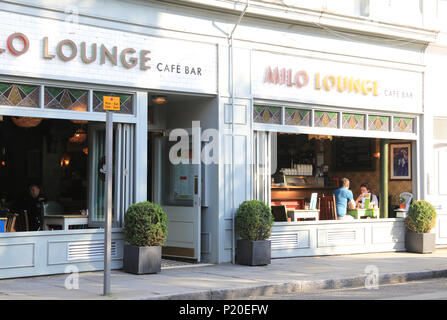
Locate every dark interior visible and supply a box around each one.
[0,116,88,230]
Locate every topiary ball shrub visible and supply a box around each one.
[406,200,437,234]
[235,200,274,241]
[124,201,168,247]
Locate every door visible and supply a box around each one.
[88,123,135,228]
[253,130,273,204]
[434,144,447,245]
[153,127,202,261]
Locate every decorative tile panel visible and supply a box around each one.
[285,108,310,126]
[0,82,39,108]
[93,91,134,114]
[393,117,414,133]
[368,115,390,131]
[253,105,281,124]
[45,87,88,111]
[342,113,365,130]
[314,111,338,128]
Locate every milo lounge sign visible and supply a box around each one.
[0,10,217,94]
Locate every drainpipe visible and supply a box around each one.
[229,0,249,265]
[380,139,389,218]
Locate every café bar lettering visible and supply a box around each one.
[264,66,379,96]
[0,32,202,75]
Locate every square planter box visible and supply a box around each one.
[236,239,271,266]
[123,245,161,274]
[405,231,436,254]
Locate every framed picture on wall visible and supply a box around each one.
[390,143,411,180]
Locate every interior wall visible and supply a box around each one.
[328,138,413,207]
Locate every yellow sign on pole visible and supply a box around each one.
[103,96,120,111]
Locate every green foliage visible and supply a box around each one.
[406,200,437,233]
[235,200,274,241]
[124,201,168,247]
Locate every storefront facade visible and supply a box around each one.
[1,0,446,279]
[217,1,437,261]
[0,0,222,278]
[249,50,421,258]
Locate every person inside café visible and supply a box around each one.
[355,182,379,209]
[333,177,355,220]
[19,184,46,231]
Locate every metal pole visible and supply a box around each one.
[380,139,389,219]
[104,110,113,296]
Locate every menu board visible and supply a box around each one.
[334,137,374,171]
[361,193,371,209]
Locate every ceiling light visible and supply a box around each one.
[152,95,167,105]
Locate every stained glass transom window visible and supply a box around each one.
[253,105,281,124]
[368,115,390,131]
[93,91,134,114]
[0,82,39,108]
[45,87,88,111]
[285,108,310,126]
[314,111,338,128]
[342,113,365,130]
[393,117,413,133]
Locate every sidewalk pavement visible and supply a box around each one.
[1,249,447,300]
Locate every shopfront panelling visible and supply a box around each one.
[269,220,406,258]
[0,229,124,279]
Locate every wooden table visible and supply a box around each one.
[43,215,88,230]
[288,209,320,221]
[347,208,379,219]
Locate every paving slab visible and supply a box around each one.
[0,249,446,300]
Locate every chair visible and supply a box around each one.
[399,192,413,212]
[5,213,18,232]
[271,205,288,222]
[319,195,338,220]
[15,210,29,232]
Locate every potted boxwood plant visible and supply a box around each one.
[123,201,168,274]
[405,200,437,254]
[235,200,274,266]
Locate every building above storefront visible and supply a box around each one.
[162,0,439,43]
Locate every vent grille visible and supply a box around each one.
[68,241,117,261]
[327,231,356,244]
[270,232,309,249]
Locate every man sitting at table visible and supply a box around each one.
[355,183,379,209]
[333,177,355,220]
[22,184,46,231]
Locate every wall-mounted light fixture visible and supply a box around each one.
[61,153,71,168]
[151,95,167,105]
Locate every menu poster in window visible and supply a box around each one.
[172,163,194,201]
[309,193,318,210]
